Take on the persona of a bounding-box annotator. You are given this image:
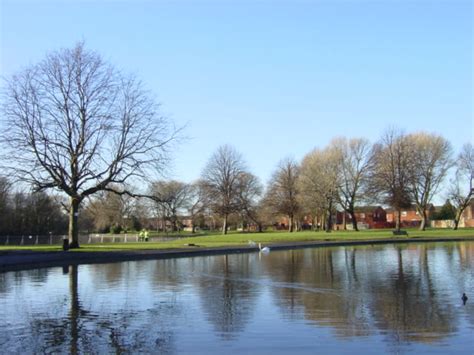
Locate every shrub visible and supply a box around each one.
[110,224,122,234]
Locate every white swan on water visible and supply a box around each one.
[258,243,270,253]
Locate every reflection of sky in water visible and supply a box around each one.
[0,242,473,354]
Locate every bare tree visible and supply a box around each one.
[184,181,206,233]
[368,128,412,232]
[1,43,177,248]
[265,158,300,232]
[330,137,373,231]
[235,172,264,232]
[200,145,248,234]
[83,189,136,233]
[149,180,191,232]
[406,132,453,230]
[299,148,339,232]
[0,176,12,235]
[448,143,474,229]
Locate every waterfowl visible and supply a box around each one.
[258,243,270,253]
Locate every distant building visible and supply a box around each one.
[336,206,390,229]
[460,199,474,227]
[431,200,474,228]
[386,205,435,228]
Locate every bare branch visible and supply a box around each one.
[1,43,179,247]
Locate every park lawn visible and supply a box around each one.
[1,228,474,253]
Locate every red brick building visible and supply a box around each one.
[386,205,435,228]
[336,206,390,229]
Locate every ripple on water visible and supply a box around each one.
[1,241,473,354]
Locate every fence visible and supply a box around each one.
[430,220,455,228]
[0,234,141,246]
[0,233,184,246]
[0,234,66,246]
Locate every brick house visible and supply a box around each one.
[336,206,390,229]
[386,205,435,228]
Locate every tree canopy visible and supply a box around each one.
[1,43,178,247]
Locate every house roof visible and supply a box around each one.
[385,204,435,213]
[354,206,385,213]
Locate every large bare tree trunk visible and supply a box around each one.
[172,217,178,232]
[395,209,401,232]
[419,209,427,231]
[326,211,332,232]
[453,220,459,230]
[288,215,293,232]
[453,210,462,230]
[350,211,359,231]
[326,214,332,232]
[222,214,228,235]
[326,200,333,232]
[68,197,80,249]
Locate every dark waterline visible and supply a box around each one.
[1,242,473,354]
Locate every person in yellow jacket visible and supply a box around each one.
[138,228,150,242]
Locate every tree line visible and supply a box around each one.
[149,134,470,235]
[2,132,471,237]
[266,133,472,232]
[0,177,67,236]
[1,43,473,245]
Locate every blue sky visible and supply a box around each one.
[1,0,472,186]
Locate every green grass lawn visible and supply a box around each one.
[1,228,474,253]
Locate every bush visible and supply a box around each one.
[432,200,456,221]
[110,224,122,234]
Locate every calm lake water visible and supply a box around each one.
[1,242,473,354]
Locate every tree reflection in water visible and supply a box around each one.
[260,243,469,344]
[196,254,259,339]
[261,247,373,337]
[0,241,473,353]
[2,264,180,354]
[369,246,455,345]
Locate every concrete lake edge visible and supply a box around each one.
[1,236,474,272]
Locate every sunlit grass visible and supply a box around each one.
[1,228,473,253]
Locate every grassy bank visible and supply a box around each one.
[1,228,474,253]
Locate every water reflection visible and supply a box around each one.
[1,265,182,353]
[0,242,473,353]
[369,246,454,344]
[196,254,259,339]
